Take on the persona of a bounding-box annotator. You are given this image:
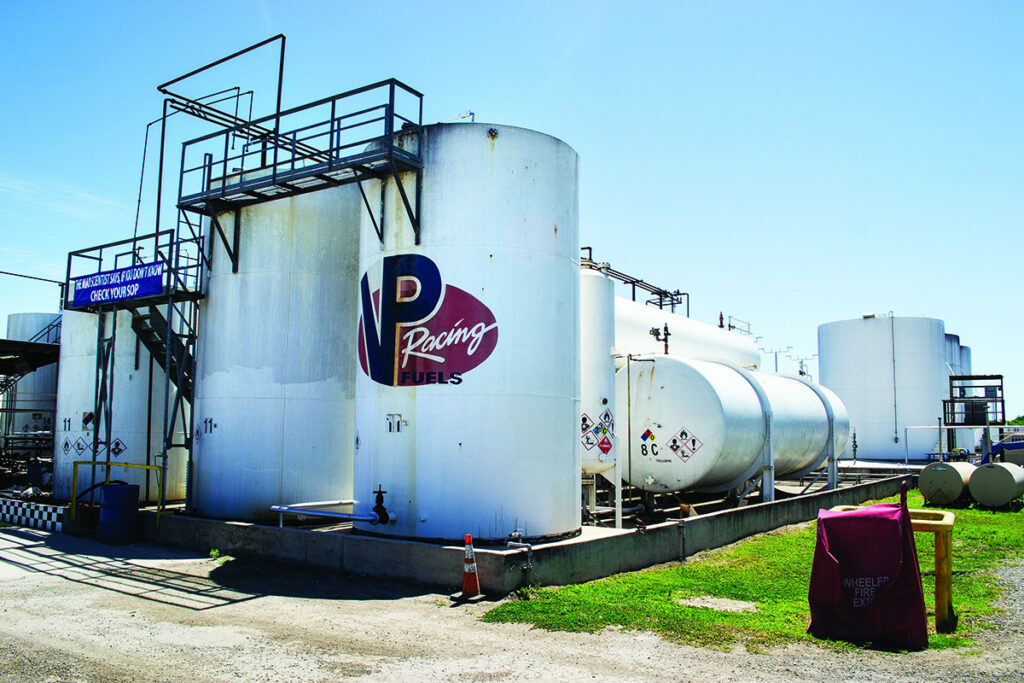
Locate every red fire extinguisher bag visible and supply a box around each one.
[807,486,928,650]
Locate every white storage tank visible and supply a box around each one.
[818,316,948,461]
[4,313,59,436]
[354,122,580,542]
[192,184,363,520]
[614,297,760,368]
[53,310,187,503]
[959,346,972,376]
[579,269,616,479]
[614,354,849,493]
[944,334,961,376]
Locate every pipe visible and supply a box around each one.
[508,531,534,589]
[890,312,899,443]
[270,504,393,528]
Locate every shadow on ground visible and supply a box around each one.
[208,556,440,601]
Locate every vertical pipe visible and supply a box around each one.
[105,310,117,484]
[626,355,632,499]
[156,100,169,235]
[890,313,899,444]
[145,352,154,502]
[275,35,285,141]
[160,297,172,515]
[614,441,622,529]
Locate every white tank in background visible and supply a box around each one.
[53,310,187,503]
[579,269,617,479]
[819,316,949,461]
[4,313,59,436]
[191,183,363,521]
[614,354,849,493]
[614,297,760,368]
[354,122,580,542]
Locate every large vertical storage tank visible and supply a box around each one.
[944,334,961,376]
[614,355,849,493]
[191,184,363,520]
[4,313,59,436]
[818,316,947,461]
[354,122,580,542]
[53,310,187,503]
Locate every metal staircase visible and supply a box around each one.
[130,305,194,403]
[64,229,204,508]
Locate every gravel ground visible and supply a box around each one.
[1,526,1022,682]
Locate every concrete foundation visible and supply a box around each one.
[135,476,912,594]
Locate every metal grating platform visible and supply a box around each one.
[176,79,423,216]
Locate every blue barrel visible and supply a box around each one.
[96,484,139,545]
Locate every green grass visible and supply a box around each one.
[482,491,1024,651]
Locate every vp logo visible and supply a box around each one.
[358,254,498,387]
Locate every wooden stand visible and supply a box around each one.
[830,506,956,633]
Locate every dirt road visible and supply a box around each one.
[1,527,1021,682]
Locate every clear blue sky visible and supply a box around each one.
[2,1,1021,415]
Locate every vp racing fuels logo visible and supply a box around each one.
[358,254,498,386]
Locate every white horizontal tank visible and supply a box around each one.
[615,354,849,493]
[614,298,760,368]
[354,122,580,542]
[192,183,363,520]
[53,310,187,503]
[819,316,948,461]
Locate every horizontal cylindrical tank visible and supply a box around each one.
[354,122,580,543]
[615,354,849,493]
[193,183,363,521]
[580,269,616,478]
[4,313,60,435]
[969,462,1024,508]
[53,310,187,503]
[919,461,975,505]
[819,316,948,461]
[615,298,760,368]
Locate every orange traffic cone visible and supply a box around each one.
[453,533,483,602]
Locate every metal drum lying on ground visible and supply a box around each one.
[919,461,975,505]
[969,462,1024,508]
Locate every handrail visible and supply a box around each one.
[64,230,204,311]
[177,79,423,210]
[180,79,420,147]
[70,460,167,526]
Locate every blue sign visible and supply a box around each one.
[72,261,165,307]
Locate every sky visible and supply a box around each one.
[1,1,1021,415]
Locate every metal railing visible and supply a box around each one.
[70,460,168,526]
[64,230,205,311]
[177,79,423,209]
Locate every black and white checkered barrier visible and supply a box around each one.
[0,498,64,532]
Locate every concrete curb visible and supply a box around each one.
[139,475,913,594]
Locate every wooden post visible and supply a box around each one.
[934,528,955,633]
